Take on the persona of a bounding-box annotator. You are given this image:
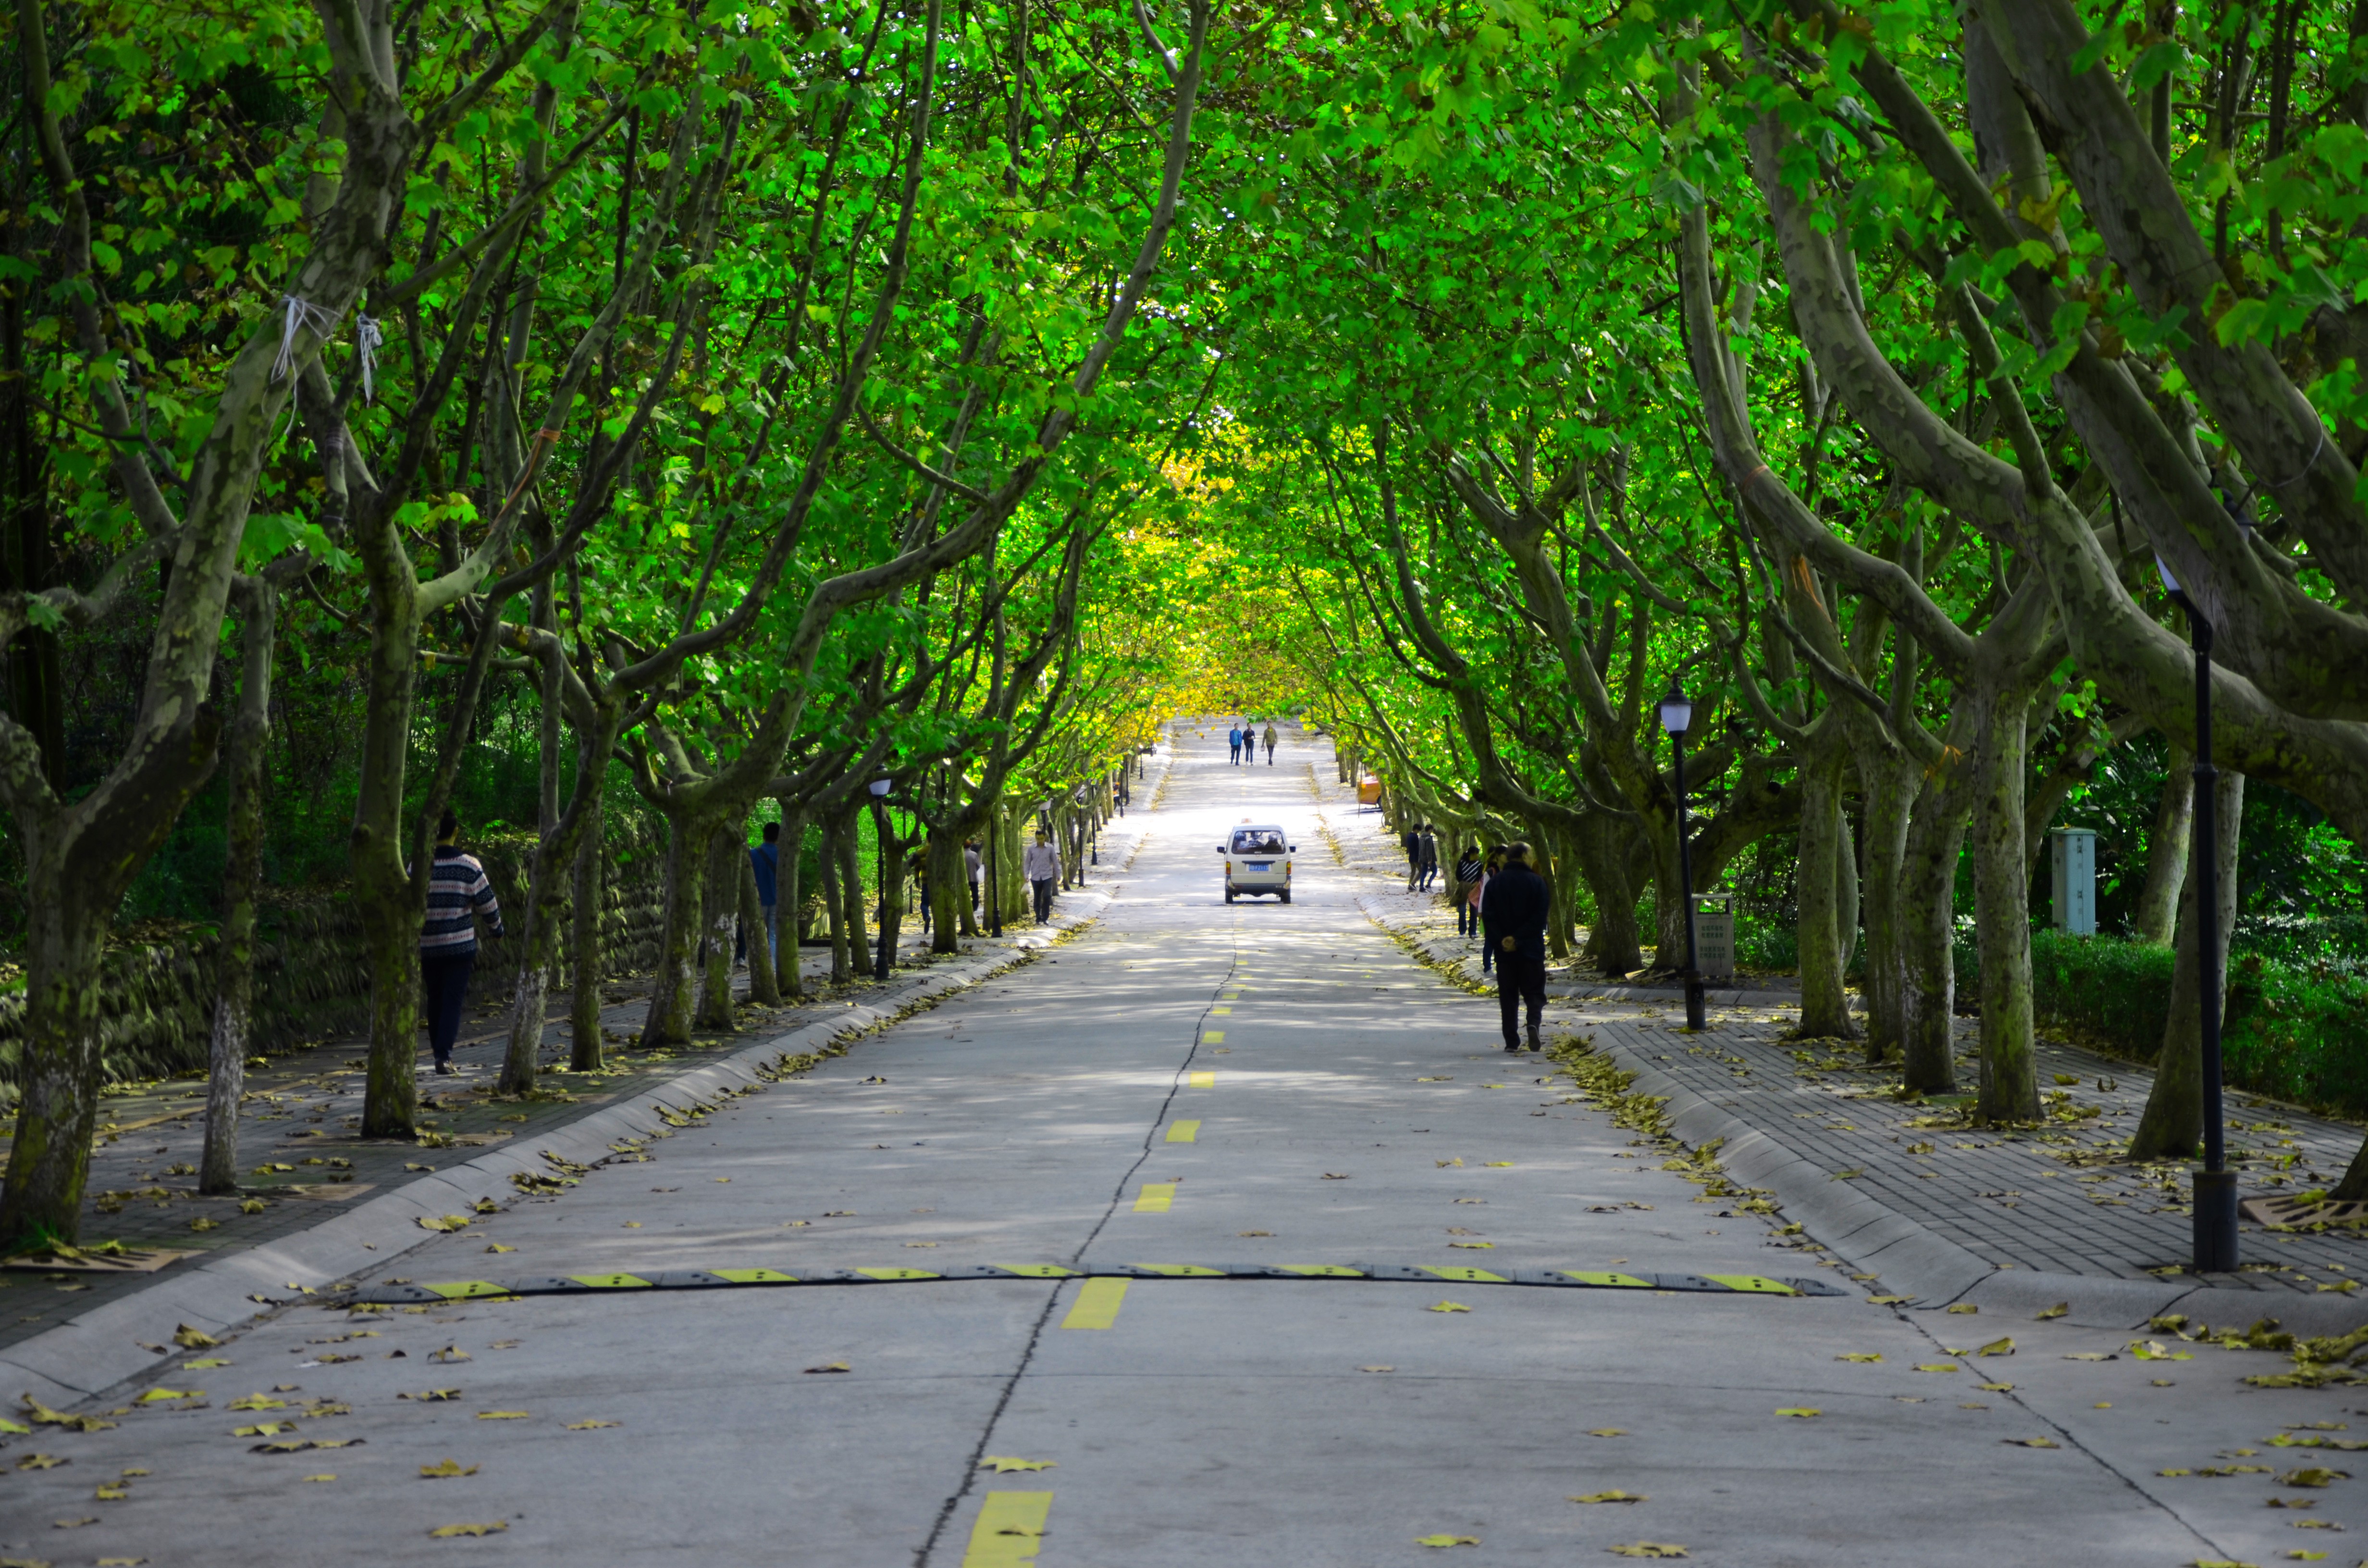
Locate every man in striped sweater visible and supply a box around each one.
[422,810,505,1076]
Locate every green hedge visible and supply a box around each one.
[1989,930,2368,1119]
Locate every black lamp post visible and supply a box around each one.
[1658,679,1705,1032]
[869,774,893,981]
[987,800,1003,940]
[2161,557,2239,1273]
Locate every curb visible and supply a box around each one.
[2,898,1111,1407]
[1349,890,2368,1339]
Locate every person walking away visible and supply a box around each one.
[1476,845,1507,974]
[1262,721,1278,764]
[1417,824,1440,890]
[1228,723,1243,765]
[1455,842,1484,936]
[1023,830,1063,924]
[1480,843,1550,1052]
[750,821,781,964]
[1401,821,1422,890]
[421,810,506,1077]
[965,838,984,924]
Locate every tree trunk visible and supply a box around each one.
[639,809,701,1047]
[2133,744,2195,945]
[821,811,851,985]
[1970,688,2040,1124]
[568,811,605,1071]
[928,827,965,954]
[2129,768,2246,1161]
[1574,815,1642,976]
[740,834,780,1006]
[696,821,739,1031]
[201,586,275,1195]
[1854,748,1918,1064]
[0,910,108,1244]
[352,569,423,1137]
[1898,783,1969,1095]
[839,806,869,975]
[775,802,805,1000]
[1794,750,1858,1039]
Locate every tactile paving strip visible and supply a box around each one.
[350,1262,1851,1304]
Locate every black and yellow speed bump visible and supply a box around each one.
[351,1262,1851,1304]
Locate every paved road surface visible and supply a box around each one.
[3,726,2353,1566]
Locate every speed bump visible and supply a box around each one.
[352,1262,1845,1305]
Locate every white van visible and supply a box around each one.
[1219,822,1296,903]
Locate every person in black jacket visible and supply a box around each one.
[1479,842,1549,1052]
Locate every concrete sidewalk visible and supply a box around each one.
[1307,745,2368,1337]
[0,745,1171,1399]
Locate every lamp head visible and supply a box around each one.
[868,775,892,798]
[1657,678,1693,738]
[2155,554,2179,596]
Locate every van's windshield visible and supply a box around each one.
[1230,829,1285,855]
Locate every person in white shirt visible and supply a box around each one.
[1022,832,1063,923]
[964,838,984,922]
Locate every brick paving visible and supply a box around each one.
[1303,744,2368,1298]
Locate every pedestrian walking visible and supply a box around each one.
[1480,842,1550,1052]
[1023,830,1063,924]
[1417,824,1440,891]
[1455,842,1484,935]
[965,838,984,923]
[1228,723,1243,764]
[1401,821,1422,889]
[1477,845,1506,973]
[749,821,781,962]
[1262,721,1278,763]
[420,810,506,1077]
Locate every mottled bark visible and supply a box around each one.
[1794,749,1858,1039]
[821,812,851,985]
[639,811,700,1047]
[2134,746,2195,945]
[202,583,276,1195]
[2129,769,2246,1161]
[775,804,806,999]
[695,821,739,1031]
[740,836,780,1007]
[927,827,965,954]
[568,813,605,1071]
[1969,680,2041,1125]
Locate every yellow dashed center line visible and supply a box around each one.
[1202,1029,1225,1043]
[1061,1278,1129,1329]
[962,1491,1053,1567]
[1134,1183,1177,1213]
[1165,1120,1200,1143]
[1188,1071,1215,1089]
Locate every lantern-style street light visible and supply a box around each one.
[1657,679,1705,1032]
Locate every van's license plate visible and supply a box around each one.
[1246,861,1271,870]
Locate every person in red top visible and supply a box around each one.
[420,810,505,1076]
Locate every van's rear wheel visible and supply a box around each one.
[1280,888,1291,904]
[1225,888,1236,904]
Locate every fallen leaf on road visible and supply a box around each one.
[2063,1352,2117,1361]
[303,1475,335,1483]
[2158,1469,2195,1477]
[1830,1169,1863,1181]
[1571,1491,1646,1504]
[484,1244,515,1254]
[1977,1383,2015,1393]
[979,1457,1056,1472]
[476,1412,528,1421]
[1450,1242,1495,1250]
[401,1390,462,1401]
[1415,1536,1480,1547]
[182,1358,230,1370]
[427,1523,507,1538]
[1484,1162,1514,1167]
[419,1459,479,1479]
[1321,1173,1351,1180]
[417,1215,470,1232]
[2278,1469,2350,1487]
[1775,1409,1821,1419]
[1428,1301,1470,1313]
[1585,1429,1627,1438]
[93,1485,128,1500]
[136,1389,201,1404]
[405,1163,435,1172]
[1359,1366,1394,1373]
[1947,1303,1979,1315]
[2004,1437,2061,1448]
[1417,1076,1452,1082]
[1866,1295,1911,1305]
[1977,1337,2016,1357]
[1437,1159,1463,1168]
[805,1362,851,1374]
[565,1421,617,1430]
[2036,1302,2069,1320]
[18,1452,67,1469]
[822,1211,855,1217]
[173,1325,220,1349]
[1836,1353,1883,1362]
[1606,1544,1688,1558]
[229,1396,284,1411]
[431,1347,470,1364]
[233,1422,294,1437]
[1914,1364,1960,1374]
[622,1221,641,1229]
[53,1516,100,1528]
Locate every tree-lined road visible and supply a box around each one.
[1,730,2346,1566]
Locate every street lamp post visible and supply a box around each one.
[1658,679,1705,1033]
[2161,559,2239,1274]
[869,775,893,981]
[987,799,1003,939]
